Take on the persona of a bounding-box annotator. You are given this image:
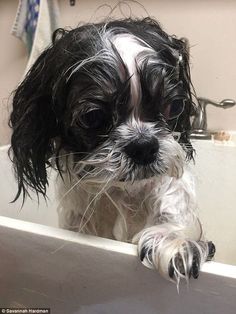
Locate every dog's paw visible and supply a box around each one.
[139,240,216,281]
[168,241,216,280]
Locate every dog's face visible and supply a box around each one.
[10,18,195,200]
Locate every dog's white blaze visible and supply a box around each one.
[112,35,152,107]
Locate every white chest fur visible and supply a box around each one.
[57,169,196,243]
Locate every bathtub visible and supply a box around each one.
[0,142,236,313]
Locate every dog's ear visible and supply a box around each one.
[168,36,196,160]
[9,45,61,202]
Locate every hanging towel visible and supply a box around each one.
[11,0,60,75]
[11,0,40,53]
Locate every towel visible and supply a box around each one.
[11,0,60,75]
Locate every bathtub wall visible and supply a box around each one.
[0,1,28,146]
[1,0,236,145]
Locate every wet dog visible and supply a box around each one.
[10,17,215,283]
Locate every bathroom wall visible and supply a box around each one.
[0,0,236,145]
[0,1,28,145]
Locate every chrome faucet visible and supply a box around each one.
[191,97,236,139]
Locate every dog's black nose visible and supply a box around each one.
[124,137,159,165]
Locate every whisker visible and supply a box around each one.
[49,151,92,161]
[105,191,128,233]
[58,171,89,205]
[78,175,115,232]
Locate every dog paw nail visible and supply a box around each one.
[140,246,148,261]
[191,258,200,279]
[168,262,175,278]
[207,241,216,260]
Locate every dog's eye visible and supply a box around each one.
[79,108,106,129]
[164,100,185,120]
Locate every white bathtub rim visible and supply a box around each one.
[0,215,235,280]
[0,215,137,256]
[0,144,10,151]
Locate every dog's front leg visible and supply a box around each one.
[132,172,215,282]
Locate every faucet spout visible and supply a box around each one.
[191,97,236,140]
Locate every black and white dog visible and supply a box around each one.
[10,17,215,283]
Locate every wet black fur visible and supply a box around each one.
[9,17,197,202]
